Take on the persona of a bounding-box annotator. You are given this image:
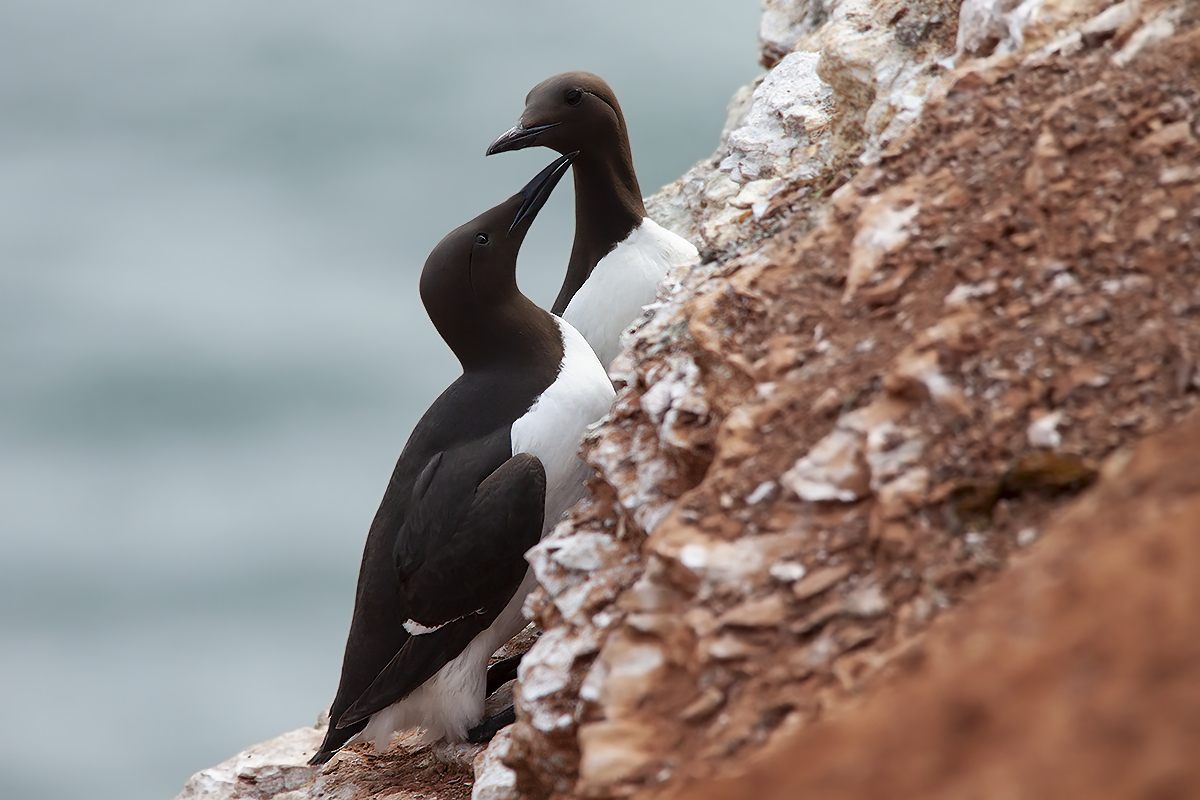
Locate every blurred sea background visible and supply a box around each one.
[0,2,759,798]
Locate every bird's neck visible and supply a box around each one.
[551,149,646,315]
[450,294,564,376]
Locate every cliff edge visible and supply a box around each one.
[176,0,1200,798]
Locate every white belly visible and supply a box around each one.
[354,570,540,747]
[562,217,699,367]
[510,315,616,529]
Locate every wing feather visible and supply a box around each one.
[336,452,546,728]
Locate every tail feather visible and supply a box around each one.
[336,616,489,730]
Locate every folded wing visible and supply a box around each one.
[336,450,546,728]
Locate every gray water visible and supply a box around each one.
[0,3,759,798]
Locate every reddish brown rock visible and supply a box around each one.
[680,406,1200,800]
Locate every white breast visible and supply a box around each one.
[562,217,699,367]
[511,316,616,532]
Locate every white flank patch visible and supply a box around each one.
[562,217,698,367]
[402,618,448,636]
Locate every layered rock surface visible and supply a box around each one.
[509,1,1200,797]
[176,0,1200,798]
[686,405,1200,800]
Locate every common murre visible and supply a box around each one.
[487,71,700,368]
[310,153,615,764]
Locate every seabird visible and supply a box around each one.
[487,71,700,368]
[310,153,615,764]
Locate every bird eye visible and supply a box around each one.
[475,233,489,245]
[565,89,582,106]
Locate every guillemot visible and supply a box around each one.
[310,153,615,764]
[487,71,700,368]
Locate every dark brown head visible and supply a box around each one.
[419,153,575,369]
[486,72,646,314]
[486,72,629,158]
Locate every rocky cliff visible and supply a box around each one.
[176,0,1200,798]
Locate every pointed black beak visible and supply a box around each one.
[486,122,561,156]
[509,151,577,234]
